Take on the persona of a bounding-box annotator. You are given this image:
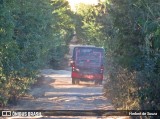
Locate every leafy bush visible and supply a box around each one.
[0,0,74,106]
[74,0,160,111]
[103,0,160,111]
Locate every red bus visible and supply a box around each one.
[70,46,105,85]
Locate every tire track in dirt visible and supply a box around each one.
[4,69,129,119]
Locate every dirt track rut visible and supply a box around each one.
[4,69,129,119]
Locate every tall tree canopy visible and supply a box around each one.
[0,0,74,105]
[74,0,160,110]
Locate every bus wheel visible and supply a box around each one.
[95,79,102,85]
[76,79,80,85]
[99,80,102,85]
[94,79,99,85]
[72,78,76,84]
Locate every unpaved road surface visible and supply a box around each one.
[0,45,130,119]
[3,68,129,119]
[10,68,114,110]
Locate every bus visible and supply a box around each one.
[70,46,105,85]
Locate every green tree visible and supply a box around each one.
[75,3,106,46]
[0,0,74,106]
[48,0,75,68]
[104,0,160,110]
[74,0,160,111]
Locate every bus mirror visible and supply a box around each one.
[70,60,74,67]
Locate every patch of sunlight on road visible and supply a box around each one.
[40,69,71,78]
[53,84,103,88]
[45,92,102,96]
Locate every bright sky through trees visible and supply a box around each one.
[67,0,99,11]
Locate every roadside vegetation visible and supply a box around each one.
[74,0,160,112]
[0,0,74,106]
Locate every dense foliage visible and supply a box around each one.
[75,0,160,111]
[0,0,74,106]
[75,3,106,46]
[105,0,160,111]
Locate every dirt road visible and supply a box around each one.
[3,68,129,119]
[1,44,130,118]
[9,68,113,110]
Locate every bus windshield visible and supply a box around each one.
[73,47,104,67]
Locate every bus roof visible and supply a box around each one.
[73,46,104,49]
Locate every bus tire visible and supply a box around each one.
[76,79,80,85]
[72,78,76,84]
[99,80,102,85]
[95,79,102,85]
[94,79,99,85]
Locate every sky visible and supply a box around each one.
[67,0,99,11]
